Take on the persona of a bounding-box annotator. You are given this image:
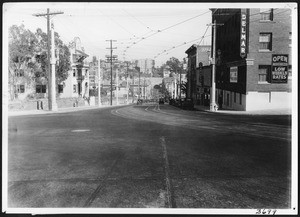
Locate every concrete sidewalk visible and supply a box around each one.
[7,103,129,117]
[194,105,292,115]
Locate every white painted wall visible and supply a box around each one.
[246,91,292,111]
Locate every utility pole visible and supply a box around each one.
[33,9,63,111]
[132,65,135,103]
[143,79,146,99]
[126,62,129,104]
[179,69,182,100]
[106,40,117,106]
[116,68,119,105]
[138,68,141,100]
[98,57,101,107]
[50,21,57,110]
[210,20,223,111]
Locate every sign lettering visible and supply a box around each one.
[240,9,248,58]
[271,54,288,83]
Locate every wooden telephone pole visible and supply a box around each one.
[209,20,223,111]
[33,9,63,111]
[106,40,117,106]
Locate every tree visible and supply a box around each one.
[34,28,71,85]
[165,57,184,76]
[8,24,38,100]
[8,25,71,100]
[54,32,71,84]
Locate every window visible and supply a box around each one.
[289,32,292,47]
[258,65,271,83]
[259,33,272,51]
[15,69,24,77]
[260,8,273,21]
[36,85,46,93]
[58,85,64,93]
[15,84,25,93]
[73,84,77,93]
[73,69,76,77]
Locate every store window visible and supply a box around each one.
[260,8,273,21]
[259,33,272,51]
[58,84,64,93]
[258,65,271,83]
[36,85,46,93]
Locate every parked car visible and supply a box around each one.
[181,98,194,110]
[159,98,164,104]
[137,99,143,105]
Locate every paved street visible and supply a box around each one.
[7,104,291,209]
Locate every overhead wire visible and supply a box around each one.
[154,8,291,60]
[122,10,211,59]
[154,24,211,59]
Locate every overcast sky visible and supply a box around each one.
[3,2,294,66]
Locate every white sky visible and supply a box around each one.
[3,2,296,66]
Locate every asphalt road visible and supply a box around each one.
[7,104,292,209]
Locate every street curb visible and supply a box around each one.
[193,106,292,116]
[7,104,132,117]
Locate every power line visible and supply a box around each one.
[122,9,154,31]
[154,8,291,59]
[98,10,134,36]
[122,10,211,59]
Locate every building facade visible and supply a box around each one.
[186,45,212,104]
[211,8,292,111]
[59,37,90,99]
[136,59,155,75]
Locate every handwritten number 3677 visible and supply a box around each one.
[256,209,277,215]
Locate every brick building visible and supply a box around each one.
[185,45,212,104]
[211,8,292,111]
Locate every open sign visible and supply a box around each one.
[271,54,288,83]
[272,54,288,66]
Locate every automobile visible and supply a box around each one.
[137,99,143,105]
[181,98,194,110]
[159,98,164,104]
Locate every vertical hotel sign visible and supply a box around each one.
[240,9,248,58]
[271,54,288,83]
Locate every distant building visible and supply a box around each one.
[185,44,212,104]
[136,59,155,75]
[163,66,171,78]
[59,37,90,99]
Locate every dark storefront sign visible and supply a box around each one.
[240,9,248,58]
[271,54,288,83]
